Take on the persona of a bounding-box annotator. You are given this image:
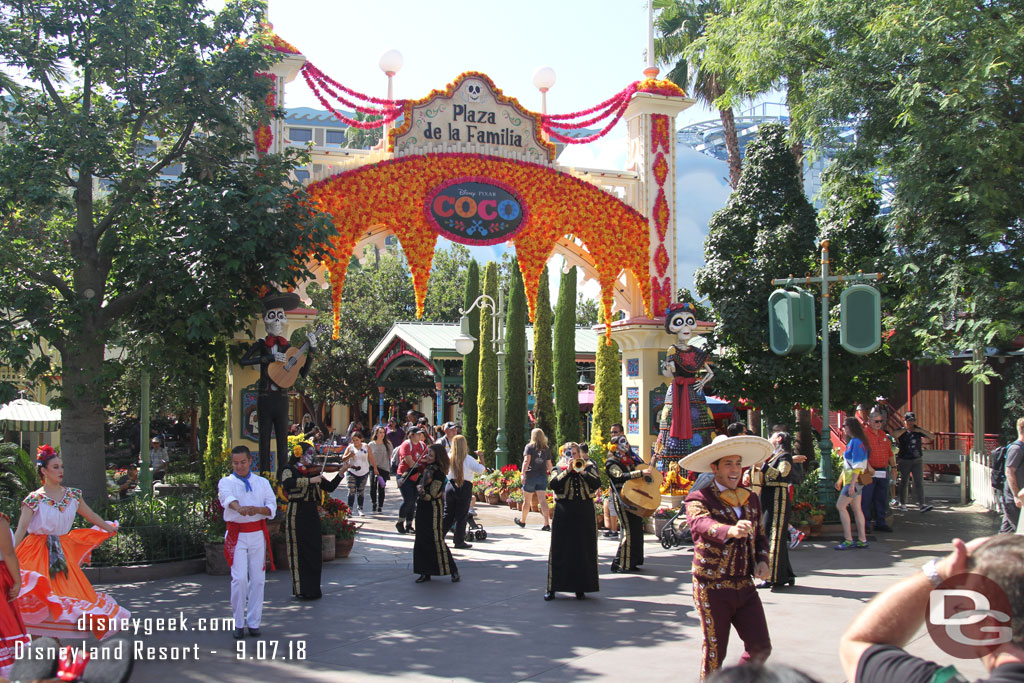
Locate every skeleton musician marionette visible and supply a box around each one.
[240,290,318,473]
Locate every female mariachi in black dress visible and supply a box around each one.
[545,459,601,600]
[758,450,797,588]
[606,444,646,573]
[413,463,458,583]
[279,449,342,599]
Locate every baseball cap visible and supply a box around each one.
[904,412,916,420]
[443,422,458,431]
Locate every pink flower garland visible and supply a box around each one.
[303,62,404,108]
[541,83,639,144]
[302,64,404,118]
[301,68,402,130]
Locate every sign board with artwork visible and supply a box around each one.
[390,72,555,164]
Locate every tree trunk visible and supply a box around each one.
[794,408,815,468]
[747,409,762,436]
[188,406,199,457]
[718,108,743,188]
[60,344,109,505]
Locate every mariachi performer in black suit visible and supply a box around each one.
[606,436,649,573]
[413,444,459,584]
[279,442,345,600]
[756,431,798,589]
[240,289,316,474]
[544,442,601,601]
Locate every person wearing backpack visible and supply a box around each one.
[999,417,1024,534]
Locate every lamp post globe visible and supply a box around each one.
[532,66,556,92]
[378,49,404,76]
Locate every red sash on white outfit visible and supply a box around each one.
[224,520,274,571]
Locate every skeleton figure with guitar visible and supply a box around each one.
[240,290,324,474]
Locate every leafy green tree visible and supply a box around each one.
[532,265,555,437]
[698,0,1024,375]
[504,264,528,462]
[816,166,907,410]
[461,260,481,450]
[344,111,383,150]
[0,1,335,502]
[554,266,580,445]
[654,0,743,186]
[694,123,820,425]
[676,287,712,322]
[576,295,600,328]
[477,263,499,465]
[423,243,472,321]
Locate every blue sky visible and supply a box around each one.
[267,0,733,304]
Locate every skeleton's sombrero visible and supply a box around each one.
[679,435,773,473]
[259,288,302,312]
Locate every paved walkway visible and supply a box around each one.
[100,493,1001,682]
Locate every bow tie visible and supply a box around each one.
[719,488,750,507]
[264,335,288,348]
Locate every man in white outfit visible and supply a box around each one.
[218,445,276,639]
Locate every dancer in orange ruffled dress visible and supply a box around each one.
[12,445,130,640]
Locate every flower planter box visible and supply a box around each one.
[335,537,354,558]
[271,538,290,571]
[486,493,501,505]
[508,500,518,510]
[321,535,336,562]
[661,494,685,509]
[204,541,229,576]
[499,491,510,503]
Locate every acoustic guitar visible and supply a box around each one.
[267,324,327,389]
[620,447,663,518]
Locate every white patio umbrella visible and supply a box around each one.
[0,399,61,449]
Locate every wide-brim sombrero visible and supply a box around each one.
[679,435,773,473]
[260,289,302,312]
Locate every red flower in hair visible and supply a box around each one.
[36,444,57,466]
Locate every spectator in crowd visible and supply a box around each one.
[514,428,553,531]
[443,435,484,549]
[149,437,169,482]
[437,422,458,453]
[116,464,139,499]
[385,418,405,451]
[707,663,821,682]
[835,418,869,551]
[367,426,392,514]
[1000,417,1024,534]
[859,409,895,533]
[395,427,429,534]
[890,412,934,513]
[839,534,1024,683]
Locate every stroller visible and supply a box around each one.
[465,511,487,541]
[658,507,692,549]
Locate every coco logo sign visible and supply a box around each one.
[425,178,527,246]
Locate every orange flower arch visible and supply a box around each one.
[308,154,652,342]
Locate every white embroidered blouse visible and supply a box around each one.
[22,488,82,536]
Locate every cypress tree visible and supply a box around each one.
[461,260,481,450]
[553,266,580,446]
[204,340,228,484]
[477,262,499,466]
[589,335,622,479]
[532,265,555,437]
[504,263,528,464]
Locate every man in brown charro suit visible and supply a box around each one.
[683,435,774,680]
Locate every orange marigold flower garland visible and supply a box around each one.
[306,154,653,340]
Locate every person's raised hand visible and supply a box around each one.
[936,536,989,581]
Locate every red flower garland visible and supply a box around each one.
[301,68,402,130]
[303,64,404,119]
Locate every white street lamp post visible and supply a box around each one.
[455,289,508,468]
[378,49,403,144]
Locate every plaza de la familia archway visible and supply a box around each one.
[226,32,698,462]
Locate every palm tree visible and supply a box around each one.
[653,0,743,188]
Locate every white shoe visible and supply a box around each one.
[353,508,362,517]
[899,505,907,512]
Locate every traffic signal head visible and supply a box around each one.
[839,284,881,354]
[768,288,817,355]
